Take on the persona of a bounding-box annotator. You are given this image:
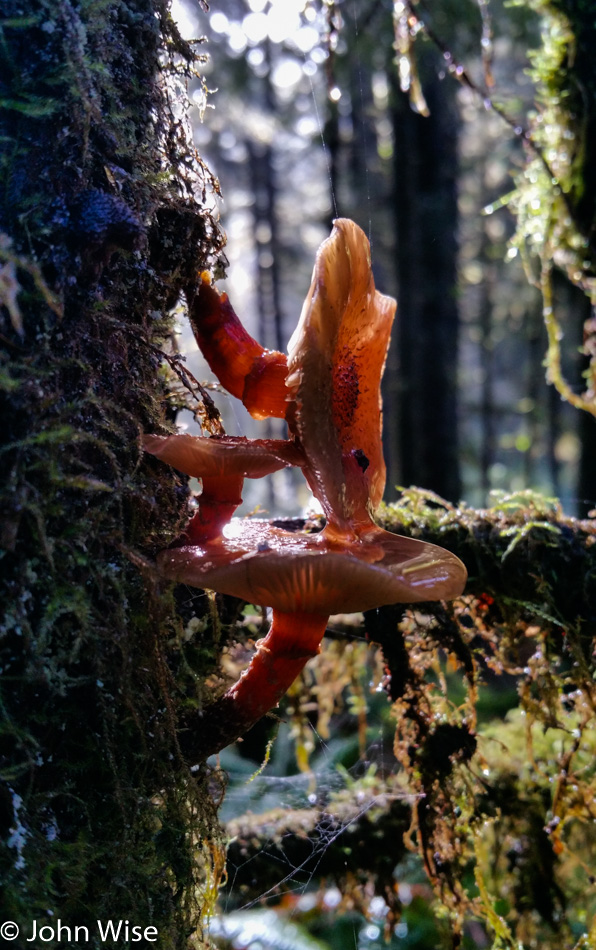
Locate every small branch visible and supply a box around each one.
[149,343,225,434]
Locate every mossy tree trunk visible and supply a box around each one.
[0,2,224,946]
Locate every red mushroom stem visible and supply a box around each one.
[188,278,289,420]
[183,473,244,543]
[226,610,328,732]
[181,610,329,759]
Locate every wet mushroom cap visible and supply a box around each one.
[143,433,304,479]
[157,520,467,615]
[286,218,396,523]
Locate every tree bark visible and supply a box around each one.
[0,3,224,945]
[390,68,461,502]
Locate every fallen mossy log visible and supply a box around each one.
[378,487,596,632]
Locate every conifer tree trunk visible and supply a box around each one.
[0,3,224,945]
[390,70,461,502]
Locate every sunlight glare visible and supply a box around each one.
[272,57,303,90]
[247,47,265,69]
[295,115,320,137]
[268,0,307,44]
[240,0,314,47]
[243,12,268,45]
[290,25,319,53]
[209,11,228,34]
[223,520,244,541]
[228,23,248,54]
[323,887,342,909]
[170,0,197,38]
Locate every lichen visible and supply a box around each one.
[511,0,596,415]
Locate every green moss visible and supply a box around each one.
[512,0,596,414]
[0,1,226,946]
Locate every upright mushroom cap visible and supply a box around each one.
[286,219,396,530]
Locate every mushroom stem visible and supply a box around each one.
[183,474,244,543]
[228,610,328,723]
[187,279,289,420]
[186,611,328,758]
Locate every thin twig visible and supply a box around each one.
[148,343,225,435]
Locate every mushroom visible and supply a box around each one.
[145,220,467,755]
[143,433,303,540]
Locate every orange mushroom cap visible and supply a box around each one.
[285,218,396,531]
[157,521,465,614]
[143,434,305,543]
[143,433,304,480]
[146,218,467,612]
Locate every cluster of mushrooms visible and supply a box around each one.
[145,219,467,754]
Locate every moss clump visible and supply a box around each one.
[512,0,596,414]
